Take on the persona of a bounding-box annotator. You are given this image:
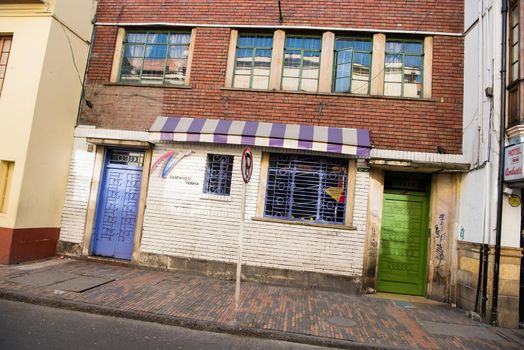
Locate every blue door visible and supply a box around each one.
[92,149,144,260]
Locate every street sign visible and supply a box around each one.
[241,147,253,184]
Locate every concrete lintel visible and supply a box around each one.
[369,159,470,172]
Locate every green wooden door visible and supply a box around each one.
[377,193,428,296]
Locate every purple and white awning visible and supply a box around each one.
[149,116,371,158]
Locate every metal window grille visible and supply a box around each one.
[204,154,234,195]
[264,154,348,224]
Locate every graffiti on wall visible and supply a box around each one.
[151,150,193,178]
[434,213,446,286]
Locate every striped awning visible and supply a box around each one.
[149,116,371,158]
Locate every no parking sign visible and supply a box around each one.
[241,147,253,184]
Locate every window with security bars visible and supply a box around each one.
[333,37,372,94]
[203,154,234,196]
[233,34,273,89]
[264,154,348,224]
[120,31,191,85]
[384,40,423,98]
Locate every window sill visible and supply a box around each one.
[251,216,357,231]
[221,87,438,103]
[200,193,232,202]
[104,82,192,89]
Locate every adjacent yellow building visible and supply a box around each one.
[0,0,95,264]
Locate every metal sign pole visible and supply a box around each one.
[234,180,246,322]
[235,147,252,322]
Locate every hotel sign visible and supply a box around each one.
[504,143,524,182]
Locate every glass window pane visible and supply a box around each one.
[384,82,402,96]
[404,56,422,83]
[302,52,319,79]
[282,77,299,91]
[120,58,143,82]
[169,46,188,59]
[236,48,253,70]
[303,37,321,50]
[386,41,402,53]
[141,58,165,84]
[233,74,251,88]
[127,33,147,43]
[512,25,519,45]
[404,42,423,54]
[300,78,318,92]
[336,63,351,79]
[256,36,273,48]
[165,58,187,84]
[512,6,519,27]
[145,45,167,58]
[335,77,350,92]
[169,33,191,44]
[2,39,11,52]
[285,36,302,49]
[254,49,271,76]
[283,50,301,77]
[147,33,168,44]
[252,76,269,89]
[336,49,352,65]
[385,54,403,82]
[512,62,519,81]
[239,36,255,47]
[512,44,519,63]
[124,44,145,58]
[351,79,368,94]
[404,82,421,97]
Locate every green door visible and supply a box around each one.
[377,193,428,296]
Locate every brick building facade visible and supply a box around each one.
[59,1,466,299]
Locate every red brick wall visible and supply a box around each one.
[81,1,464,154]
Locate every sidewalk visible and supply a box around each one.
[0,258,523,350]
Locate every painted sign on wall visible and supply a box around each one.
[504,143,524,182]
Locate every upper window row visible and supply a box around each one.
[114,29,427,99]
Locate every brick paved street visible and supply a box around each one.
[1,258,523,350]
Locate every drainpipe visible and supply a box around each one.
[76,15,97,126]
[491,0,508,327]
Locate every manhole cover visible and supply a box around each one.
[326,316,357,328]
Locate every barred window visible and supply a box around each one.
[264,154,348,224]
[203,154,234,195]
[233,34,273,89]
[120,31,191,85]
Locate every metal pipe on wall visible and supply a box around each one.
[491,0,509,326]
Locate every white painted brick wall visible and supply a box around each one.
[59,137,96,243]
[142,144,370,277]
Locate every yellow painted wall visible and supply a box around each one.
[0,17,51,228]
[0,0,94,229]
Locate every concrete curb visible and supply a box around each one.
[0,288,406,350]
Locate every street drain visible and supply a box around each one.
[326,316,357,328]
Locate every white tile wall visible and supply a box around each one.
[141,144,370,277]
[59,137,371,277]
[59,137,96,243]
